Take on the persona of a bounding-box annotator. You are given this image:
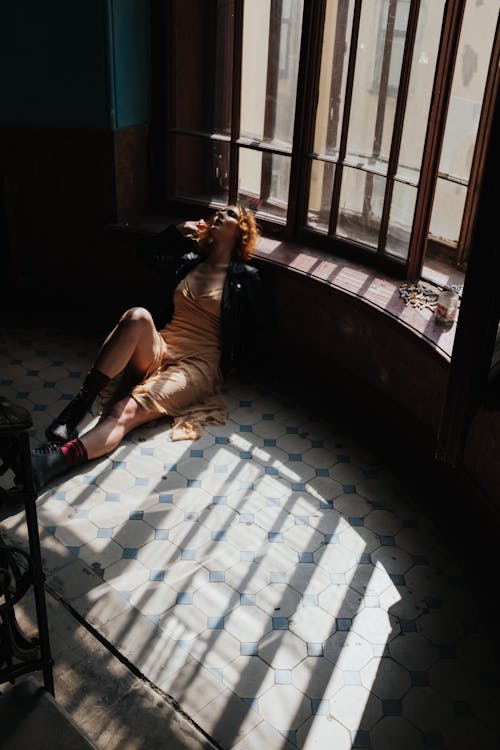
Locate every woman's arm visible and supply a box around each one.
[176,219,207,239]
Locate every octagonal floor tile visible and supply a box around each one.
[113,519,155,549]
[361,656,411,699]
[370,716,425,750]
[319,584,363,620]
[292,655,343,699]
[222,655,275,698]
[103,558,150,590]
[160,603,208,641]
[193,582,240,617]
[289,606,335,643]
[224,604,272,642]
[129,581,177,615]
[79,537,124,570]
[162,560,209,592]
[324,631,375,672]
[136,539,179,569]
[305,475,344,503]
[258,684,312,732]
[258,630,308,670]
[189,627,242,670]
[88,502,130,529]
[330,684,382,732]
[389,632,439,672]
[402,686,455,732]
[3,326,499,750]
[297,715,352,750]
[53,519,97,548]
[256,584,302,618]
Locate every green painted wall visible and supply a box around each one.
[107,0,151,129]
[0,0,150,129]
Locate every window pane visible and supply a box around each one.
[385,181,417,260]
[240,0,304,148]
[172,135,229,204]
[397,1,446,184]
[345,0,410,174]
[313,0,356,159]
[172,1,234,135]
[429,178,467,245]
[238,147,290,222]
[427,0,498,255]
[337,167,385,248]
[307,160,336,232]
[438,0,498,183]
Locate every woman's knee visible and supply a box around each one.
[119,307,154,329]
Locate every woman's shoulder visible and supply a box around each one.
[230,261,260,278]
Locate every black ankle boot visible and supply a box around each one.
[45,389,95,444]
[31,445,68,491]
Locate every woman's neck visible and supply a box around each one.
[204,242,233,268]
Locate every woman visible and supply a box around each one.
[32,205,264,489]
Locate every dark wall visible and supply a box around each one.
[0,0,151,293]
[258,261,500,530]
[0,0,150,129]
[0,0,109,128]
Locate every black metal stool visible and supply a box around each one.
[0,395,54,694]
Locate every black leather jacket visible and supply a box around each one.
[139,225,266,376]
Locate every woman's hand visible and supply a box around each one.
[177,219,208,238]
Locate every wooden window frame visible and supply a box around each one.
[151,0,494,281]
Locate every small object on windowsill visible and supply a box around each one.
[399,281,440,311]
[435,289,459,324]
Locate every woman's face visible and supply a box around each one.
[210,206,241,247]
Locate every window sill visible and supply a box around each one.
[105,215,458,362]
[255,235,457,362]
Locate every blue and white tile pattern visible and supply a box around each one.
[1,324,499,750]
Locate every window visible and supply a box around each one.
[156,0,499,278]
[427,0,499,265]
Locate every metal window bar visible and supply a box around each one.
[288,0,327,237]
[317,0,351,222]
[229,0,244,204]
[377,0,422,256]
[407,0,467,280]
[328,0,363,236]
[363,0,397,220]
[260,0,283,205]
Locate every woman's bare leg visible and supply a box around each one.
[46,307,159,444]
[32,396,163,489]
[93,307,159,379]
[80,396,161,460]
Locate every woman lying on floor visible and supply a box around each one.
[32,205,265,489]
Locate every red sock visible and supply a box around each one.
[61,438,88,468]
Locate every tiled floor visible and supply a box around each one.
[1,321,499,750]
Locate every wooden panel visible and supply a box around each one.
[113,125,150,216]
[463,409,500,509]
[0,123,149,292]
[268,267,448,437]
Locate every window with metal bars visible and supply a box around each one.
[152,0,499,279]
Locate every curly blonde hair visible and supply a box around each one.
[197,204,260,261]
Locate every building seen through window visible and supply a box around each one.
[163,0,499,279]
